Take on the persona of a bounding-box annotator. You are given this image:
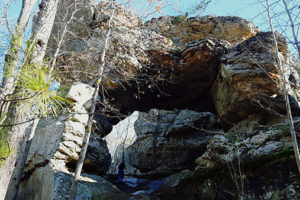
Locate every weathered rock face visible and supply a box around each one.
[10,83,111,200]
[25,83,110,176]
[211,32,300,129]
[49,1,175,85]
[195,123,293,171]
[105,109,222,175]
[152,122,299,200]
[188,123,300,200]
[48,1,265,117]
[145,15,259,47]
[18,171,122,200]
[158,154,300,200]
[107,38,230,114]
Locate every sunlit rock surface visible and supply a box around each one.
[9,83,111,200]
[145,15,259,47]
[211,32,300,129]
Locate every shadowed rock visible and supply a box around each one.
[105,109,222,175]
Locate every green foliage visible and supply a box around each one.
[0,126,11,165]
[4,37,71,118]
[10,34,22,55]
[23,38,36,64]
[17,62,69,117]
[175,15,188,23]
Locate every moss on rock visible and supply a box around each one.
[0,126,11,165]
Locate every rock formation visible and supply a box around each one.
[1,0,300,199]
[211,31,300,128]
[4,83,112,200]
[145,15,259,47]
[104,109,221,174]
[191,123,300,200]
[47,1,260,117]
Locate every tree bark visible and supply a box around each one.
[11,2,80,198]
[281,0,300,59]
[266,0,300,175]
[8,0,60,153]
[9,0,60,142]
[31,0,59,63]
[0,0,37,123]
[12,118,39,200]
[4,1,59,199]
[68,2,115,199]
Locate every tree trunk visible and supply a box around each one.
[68,2,115,199]
[0,0,37,123]
[31,0,59,63]
[281,0,300,59]
[11,1,78,197]
[4,1,59,199]
[12,118,39,200]
[8,0,60,153]
[266,0,300,175]
[8,0,60,144]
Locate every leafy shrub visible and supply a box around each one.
[175,15,188,23]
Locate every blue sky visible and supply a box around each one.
[0,0,291,42]
[126,0,269,28]
[1,0,274,30]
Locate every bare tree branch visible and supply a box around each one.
[266,0,300,175]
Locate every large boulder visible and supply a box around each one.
[48,1,175,85]
[23,83,111,177]
[148,122,300,200]
[145,15,259,47]
[211,32,300,129]
[18,171,123,200]
[104,109,222,175]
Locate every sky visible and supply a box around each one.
[127,0,270,28]
[0,0,298,81]
[0,0,286,34]
[0,0,295,40]
[2,0,296,45]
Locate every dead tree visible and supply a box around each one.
[266,0,300,174]
[68,1,116,199]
